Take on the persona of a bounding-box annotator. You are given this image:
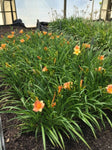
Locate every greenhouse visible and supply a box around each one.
[0,1,112,150]
[0,0,111,27]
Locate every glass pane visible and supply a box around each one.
[0,3,3,25]
[4,1,11,11]
[0,12,4,25]
[100,10,107,20]
[11,0,16,11]
[5,12,12,24]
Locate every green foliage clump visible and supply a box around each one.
[0,19,112,150]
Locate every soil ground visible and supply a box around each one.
[1,25,112,150]
[2,111,112,150]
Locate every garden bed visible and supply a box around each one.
[1,23,112,150]
[1,110,112,150]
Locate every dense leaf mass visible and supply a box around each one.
[0,18,112,150]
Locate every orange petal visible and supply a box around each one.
[63,82,73,90]
[58,85,63,93]
[42,66,48,72]
[107,84,112,94]
[33,100,45,112]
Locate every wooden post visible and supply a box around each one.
[64,0,67,18]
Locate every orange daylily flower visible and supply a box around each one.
[1,44,6,49]
[58,85,63,93]
[58,82,73,93]
[51,102,56,107]
[44,47,47,51]
[1,35,4,38]
[74,45,80,50]
[43,31,47,35]
[42,66,48,72]
[48,33,52,36]
[37,56,41,60]
[106,84,112,94]
[98,67,102,71]
[86,44,90,48]
[51,92,56,107]
[63,81,73,90]
[73,45,81,55]
[98,55,104,61]
[19,29,23,34]
[80,79,83,88]
[26,34,31,40]
[50,36,54,39]
[20,39,25,43]
[33,99,45,112]
[67,41,70,44]
[82,43,90,48]
[11,31,15,35]
[56,35,60,38]
[95,67,104,72]
[7,34,14,39]
[26,34,29,37]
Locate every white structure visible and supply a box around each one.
[15,0,64,27]
[100,0,112,20]
[0,0,17,25]
[0,0,103,27]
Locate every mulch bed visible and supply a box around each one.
[0,25,36,36]
[1,25,112,150]
[1,111,112,150]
